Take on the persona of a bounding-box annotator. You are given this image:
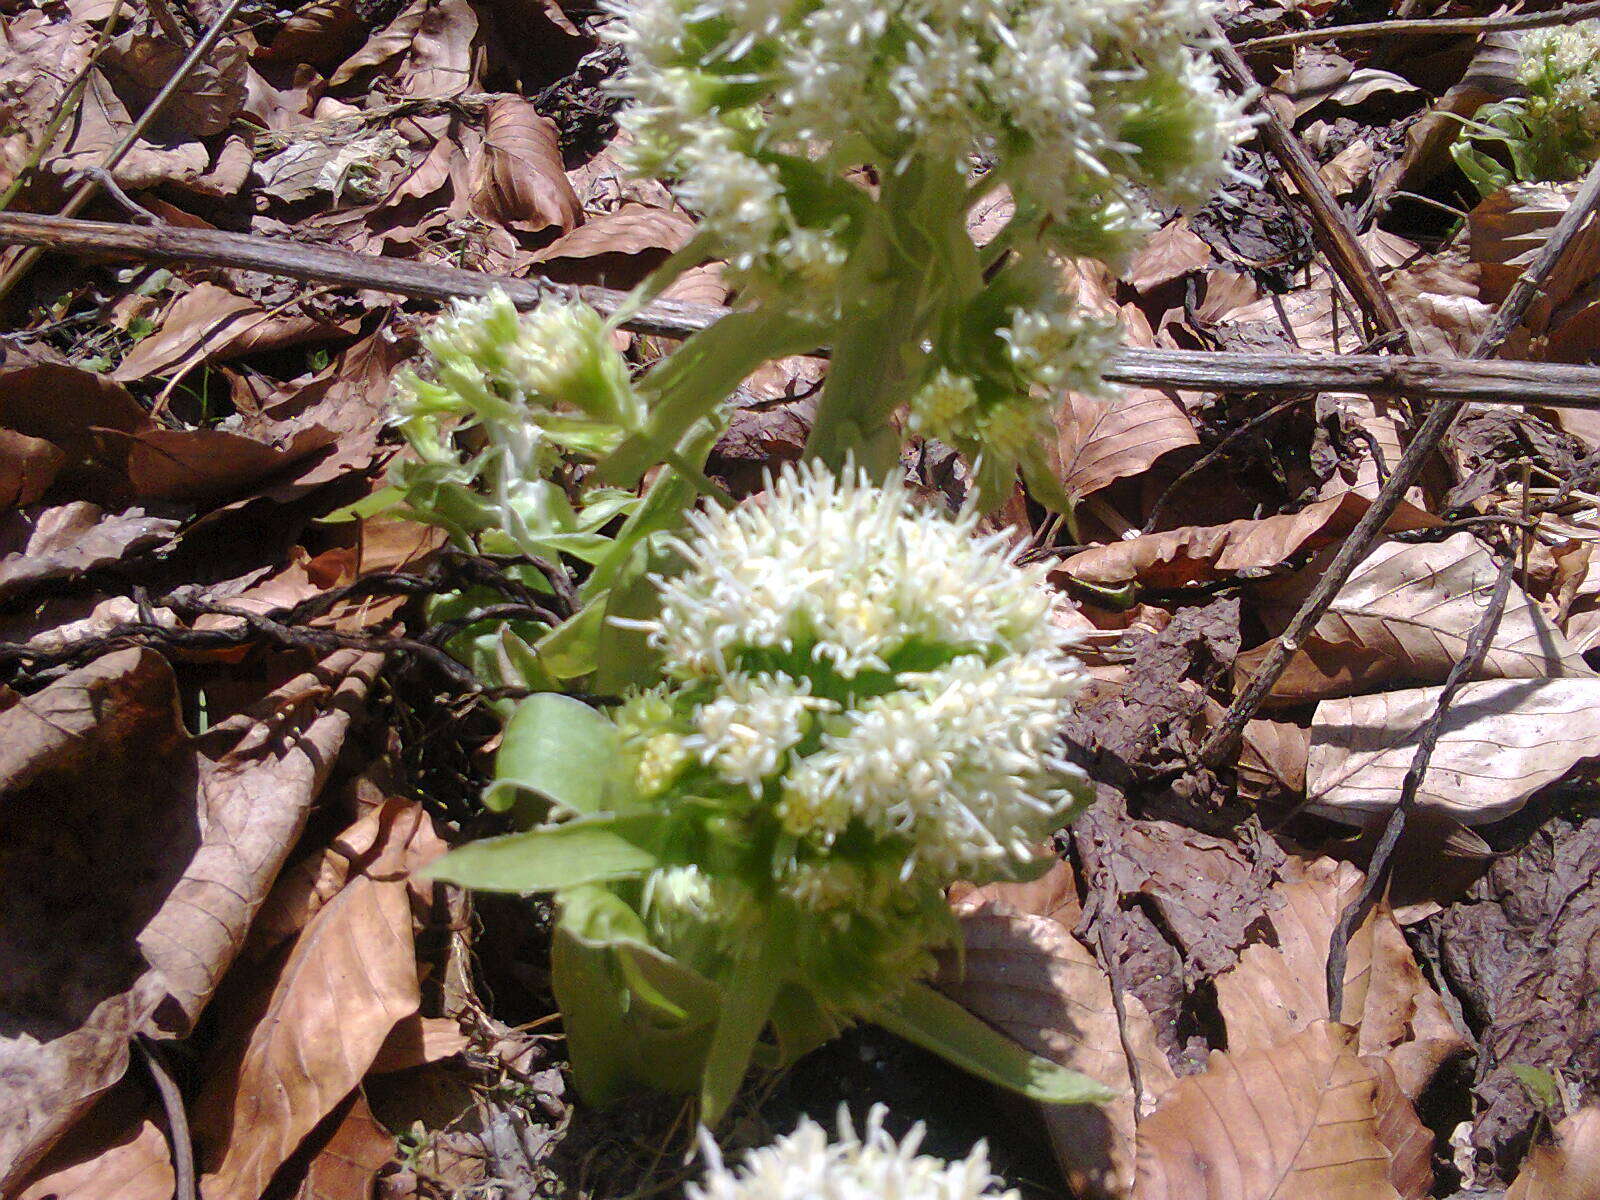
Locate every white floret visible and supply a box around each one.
[688,1105,1019,1200]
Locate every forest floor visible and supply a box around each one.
[3,0,1600,1196]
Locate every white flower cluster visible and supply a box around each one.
[389,291,643,558]
[634,460,1088,886]
[1517,20,1600,173]
[689,1106,1019,1200]
[607,0,1249,279]
[653,461,1064,680]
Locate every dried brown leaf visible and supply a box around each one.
[942,899,1177,1199]
[112,283,352,383]
[197,871,418,1200]
[1308,678,1600,825]
[1132,1021,1431,1200]
[470,97,580,234]
[1057,492,1439,589]
[0,503,179,602]
[17,1088,173,1200]
[299,1091,397,1200]
[1239,533,1589,704]
[1053,387,1198,504]
[1506,1105,1600,1199]
[1124,220,1211,292]
[0,648,381,1190]
[1214,857,1467,1098]
[0,429,65,508]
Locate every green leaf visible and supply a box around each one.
[423,813,663,892]
[699,931,787,1123]
[873,983,1117,1106]
[484,693,622,821]
[1511,1063,1563,1112]
[320,486,404,523]
[600,310,823,486]
[553,886,722,1105]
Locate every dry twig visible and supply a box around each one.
[1240,0,1600,52]
[2,213,1598,407]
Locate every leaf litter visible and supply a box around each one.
[3,0,1600,1196]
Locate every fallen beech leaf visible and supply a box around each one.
[533,204,695,264]
[198,873,418,1200]
[1237,717,1309,805]
[942,898,1177,1198]
[470,97,580,234]
[1469,182,1600,337]
[1215,857,1466,1099]
[1506,1106,1600,1200]
[0,648,381,1191]
[249,796,446,960]
[1132,1021,1431,1200]
[0,343,150,489]
[16,1089,173,1200]
[1239,533,1589,703]
[1053,387,1198,504]
[1057,492,1439,589]
[112,283,352,383]
[1307,678,1600,825]
[370,1016,471,1074]
[949,858,1083,929]
[0,503,179,601]
[120,425,338,505]
[328,0,430,85]
[300,1091,396,1200]
[1123,219,1211,292]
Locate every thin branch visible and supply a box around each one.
[1,212,1598,407]
[0,0,250,304]
[135,1036,196,1200]
[1325,547,1516,1021]
[1203,153,1600,767]
[1209,18,1414,350]
[1239,0,1600,52]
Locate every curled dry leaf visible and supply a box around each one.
[470,97,581,234]
[1238,532,1589,704]
[942,897,1177,1199]
[0,648,381,1191]
[16,1086,173,1200]
[112,283,353,383]
[0,503,180,601]
[299,1091,398,1200]
[1053,386,1198,506]
[1468,183,1600,336]
[196,872,419,1200]
[1214,857,1467,1099]
[1132,1021,1431,1200]
[1506,1107,1600,1200]
[1058,492,1439,589]
[0,428,64,508]
[1307,677,1600,825]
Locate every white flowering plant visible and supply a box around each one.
[427,462,1109,1118]
[392,0,1244,1130]
[688,1104,1019,1200]
[1453,20,1600,196]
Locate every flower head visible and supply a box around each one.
[388,291,643,562]
[619,461,1088,999]
[606,0,1250,285]
[689,1105,1019,1200]
[650,459,1068,682]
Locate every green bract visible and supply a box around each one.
[428,462,1105,1119]
[1453,21,1600,196]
